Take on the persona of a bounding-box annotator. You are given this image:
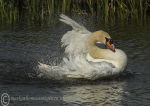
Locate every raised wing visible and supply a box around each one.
[59,14,91,55]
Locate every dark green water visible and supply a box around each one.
[0,14,150,106]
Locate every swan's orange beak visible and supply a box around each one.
[106,42,115,52]
[105,37,116,52]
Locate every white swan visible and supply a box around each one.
[38,14,127,80]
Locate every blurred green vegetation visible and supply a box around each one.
[0,0,149,25]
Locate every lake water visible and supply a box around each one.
[0,14,150,106]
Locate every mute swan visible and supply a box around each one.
[38,14,127,80]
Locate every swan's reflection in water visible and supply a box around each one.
[62,81,127,106]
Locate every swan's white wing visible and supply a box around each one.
[60,14,91,55]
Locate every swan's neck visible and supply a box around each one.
[87,37,108,59]
[86,31,112,59]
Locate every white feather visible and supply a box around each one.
[60,14,91,55]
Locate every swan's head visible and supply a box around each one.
[89,30,116,52]
[105,37,115,52]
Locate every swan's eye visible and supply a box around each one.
[109,39,114,45]
[105,37,114,45]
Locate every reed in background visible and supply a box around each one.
[0,0,149,25]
